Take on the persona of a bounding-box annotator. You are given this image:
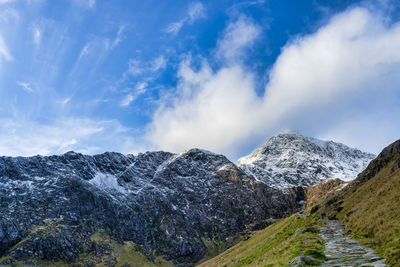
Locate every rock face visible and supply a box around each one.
[236,131,375,189]
[0,149,305,265]
[306,178,347,210]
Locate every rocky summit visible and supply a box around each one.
[236,131,375,189]
[0,148,305,266]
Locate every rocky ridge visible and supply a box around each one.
[0,148,304,266]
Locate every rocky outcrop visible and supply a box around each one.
[352,139,400,186]
[306,178,347,210]
[0,149,305,265]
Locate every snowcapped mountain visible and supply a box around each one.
[0,131,376,265]
[236,130,375,189]
[0,149,304,266]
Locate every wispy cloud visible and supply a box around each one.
[125,55,167,77]
[0,35,13,61]
[165,21,185,36]
[165,2,206,36]
[150,55,167,72]
[116,55,166,107]
[111,25,125,49]
[78,44,90,59]
[17,81,33,92]
[32,25,41,47]
[120,94,135,107]
[126,59,143,76]
[71,25,127,80]
[62,97,71,105]
[120,82,147,107]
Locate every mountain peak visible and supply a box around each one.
[237,132,375,188]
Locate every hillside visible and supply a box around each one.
[198,214,325,267]
[320,139,400,265]
[237,131,375,189]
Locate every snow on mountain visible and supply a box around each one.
[236,131,376,189]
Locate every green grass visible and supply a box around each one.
[198,214,325,267]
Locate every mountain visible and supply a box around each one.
[0,149,305,266]
[236,130,375,189]
[204,138,400,266]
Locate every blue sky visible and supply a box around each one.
[1,0,400,159]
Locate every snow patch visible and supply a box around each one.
[89,172,126,194]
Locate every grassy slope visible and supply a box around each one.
[198,214,324,267]
[334,162,400,265]
[315,139,400,265]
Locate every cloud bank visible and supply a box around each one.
[147,7,400,158]
[0,118,140,156]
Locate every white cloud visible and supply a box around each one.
[165,2,206,36]
[0,0,14,4]
[188,2,206,23]
[147,8,400,158]
[0,117,139,156]
[216,16,261,62]
[150,55,166,72]
[17,81,33,92]
[0,35,13,61]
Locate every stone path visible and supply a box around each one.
[320,220,386,266]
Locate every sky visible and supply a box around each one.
[1,0,400,159]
